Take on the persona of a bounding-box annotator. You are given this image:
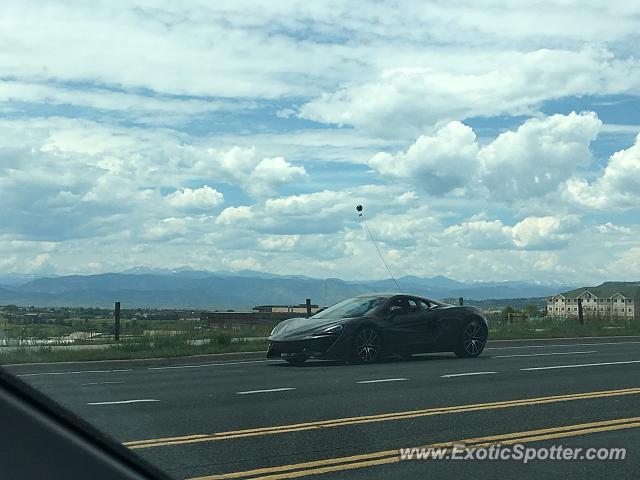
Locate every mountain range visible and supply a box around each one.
[0,269,576,309]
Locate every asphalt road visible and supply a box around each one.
[5,336,640,479]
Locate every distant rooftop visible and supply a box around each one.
[253,304,320,312]
[560,282,640,299]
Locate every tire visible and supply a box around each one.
[285,357,306,366]
[353,327,382,364]
[455,319,487,358]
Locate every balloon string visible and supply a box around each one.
[360,215,401,292]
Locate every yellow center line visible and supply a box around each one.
[124,387,640,449]
[124,434,209,446]
[187,417,640,480]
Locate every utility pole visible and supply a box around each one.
[114,301,121,341]
[324,279,328,307]
[578,298,584,325]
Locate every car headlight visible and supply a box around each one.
[313,324,343,336]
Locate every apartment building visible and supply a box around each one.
[547,282,640,319]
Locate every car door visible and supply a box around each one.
[413,299,445,351]
[383,297,431,353]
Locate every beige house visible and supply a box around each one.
[547,282,640,319]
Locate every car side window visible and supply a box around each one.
[407,299,419,312]
[418,300,431,310]
[388,298,410,314]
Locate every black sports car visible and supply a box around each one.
[267,293,489,365]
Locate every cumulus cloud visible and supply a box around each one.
[356,210,440,248]
[369,122,479,194]
[564,133,640,209]
[0,238,58,274]
[0,117,309,244]
[213,185,434,238]
[214,190,354,236]
[0,80,250,127]
[195,146,307,198]
[596,223,632,235]
[444,220,513,250]
[479,112,602,200]
[257,235,300,252]
[143,217,200,242]
[300,49,639,137]
[215,206,254,226]
[445,215,580,251]
[3,2,640,104]
[511,216,581,250]
[0,129,148,240]
[247,156,308,197]
[610,247,640,275]
[166,185,224,211]
[368,112,601,201]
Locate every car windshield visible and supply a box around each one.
[312,297,386,319]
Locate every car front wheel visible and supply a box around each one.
[353,327,382,364]
[455,319,487,358]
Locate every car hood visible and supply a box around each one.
[269,316,352,340]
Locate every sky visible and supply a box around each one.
[1,0,639,284]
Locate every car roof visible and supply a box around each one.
[355,293,445,305]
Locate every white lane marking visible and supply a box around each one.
[236,387,296,395]
[521,360,640,371]
[81,381,125,386]
[357,378,408,384]
[492,335,639,342]
[87,399,159,405]
[441,371,498,378]
[486,341,640,351]
[148,360,276,370]
[491,350,597,359]
[17,369,133,377]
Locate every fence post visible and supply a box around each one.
[306,298,311,318]
[114,301,121,341]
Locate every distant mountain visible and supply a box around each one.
[0,269,577,309]
[398,275,468,290]
[0,273,55,287]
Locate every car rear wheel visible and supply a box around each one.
[455,319,487,358]
[285,357,306,366]
[353,327,382,364]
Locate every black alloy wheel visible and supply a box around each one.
[354,327,382,363]
[455,320,487,358]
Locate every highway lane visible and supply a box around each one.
[4,336,640,478]
[7,338,640,438]
[9,338,640,432]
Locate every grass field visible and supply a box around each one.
[0,337,268,364]
[0,325,271,364]
[488,315,640,340]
